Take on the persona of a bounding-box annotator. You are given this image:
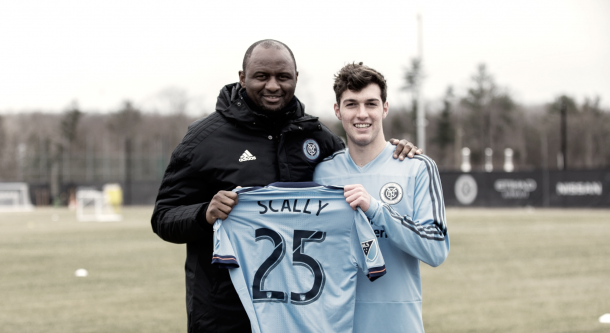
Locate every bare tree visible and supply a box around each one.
[460,64,515,169]
[401,58,425,140]
[431,86,455,167]
[107,100,142,139]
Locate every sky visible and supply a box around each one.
[1,0,609,118]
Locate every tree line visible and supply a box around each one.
[1,63,609,195]
[376,62,610,171]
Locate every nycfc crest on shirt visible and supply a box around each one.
[380,182,403,205]
[302,139,320,161]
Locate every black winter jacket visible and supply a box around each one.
[151,83,345,332]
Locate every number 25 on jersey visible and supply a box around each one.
[252,228,326,305]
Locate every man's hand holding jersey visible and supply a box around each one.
[206,190,239,225]
[344,184,371,212]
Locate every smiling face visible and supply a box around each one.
[335,83,388,149]
[239,45,298,112]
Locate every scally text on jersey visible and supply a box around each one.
[257,199,329,216]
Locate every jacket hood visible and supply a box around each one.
[214,83,317,131]
[215,82,243,114]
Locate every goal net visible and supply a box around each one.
[0,182,35,212]
[76,184,122,222]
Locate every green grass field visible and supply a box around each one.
[1,207,609,332]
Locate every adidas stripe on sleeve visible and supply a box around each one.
[363,154,448,267]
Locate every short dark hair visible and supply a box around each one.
[242,39,297,74]
[333,62,387,104]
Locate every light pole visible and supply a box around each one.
[416,12,426,152]
[560,98,567,170]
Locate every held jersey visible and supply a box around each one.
[314,142,450,333]
[212,182,386,333]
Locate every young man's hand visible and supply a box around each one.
[344,184,371,212]
[206,190,239,224]
[389,138,423,160]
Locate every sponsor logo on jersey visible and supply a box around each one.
[302,139,320,161]
[360,239,378,261]
[380,182,403,205]
[239,150,257,162]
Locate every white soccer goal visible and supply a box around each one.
[76,184,122,222]
[0,182,35,212]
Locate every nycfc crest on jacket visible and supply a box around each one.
[314,142,449,333]
[212,182,386,333]
[302,139,320,161]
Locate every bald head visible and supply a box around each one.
[239,40,298,112]
[242,39,297,75]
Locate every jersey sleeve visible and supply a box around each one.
[211,220,240,269]
[365,156,450,267]
[351,208,386,281]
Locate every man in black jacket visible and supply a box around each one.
[151,39,421,332]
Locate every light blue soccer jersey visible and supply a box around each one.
[212,182,386,333]
[314,142,449,333]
